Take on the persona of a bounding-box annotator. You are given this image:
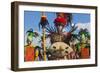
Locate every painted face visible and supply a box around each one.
[49,42,73,59]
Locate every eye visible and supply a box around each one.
[65,47,69,49]
[65,51,68,53]
[53,46,56,49]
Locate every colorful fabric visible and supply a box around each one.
[54,17,67,26]
[25,46,35,61]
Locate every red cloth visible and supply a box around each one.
[54,17,67,26]
[25,46,35,61]
[81,48,90,59]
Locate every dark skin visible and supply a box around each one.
[34,46,44,60]
[39,17,49,29]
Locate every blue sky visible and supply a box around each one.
[24,11,90,33]
[24,11,90,46]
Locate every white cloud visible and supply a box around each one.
[76,23,90,32]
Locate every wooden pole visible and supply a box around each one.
[41,12,47,61]
[43,28,46,60]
